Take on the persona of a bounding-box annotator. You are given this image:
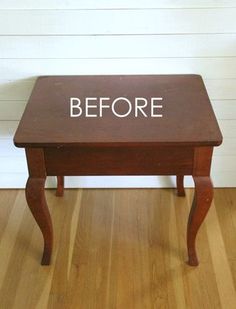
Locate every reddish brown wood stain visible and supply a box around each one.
[14,75,222,266]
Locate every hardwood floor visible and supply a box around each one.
[0,188,236,308]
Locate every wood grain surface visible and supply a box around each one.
[0,188,236,308]
[13,75,222,147]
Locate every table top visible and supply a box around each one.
[14,75,222,147]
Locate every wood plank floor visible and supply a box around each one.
[0,188,236,308]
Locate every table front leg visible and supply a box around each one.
[25,176,53,265]
[187,176,213,266]
[56,176,64,197]
[25,148,53,265]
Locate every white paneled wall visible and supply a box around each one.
[0,1,236,188]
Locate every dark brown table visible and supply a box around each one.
[14,75,222,266]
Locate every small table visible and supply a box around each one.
[14,75,222,266]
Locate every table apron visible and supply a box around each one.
[43,146,195,176]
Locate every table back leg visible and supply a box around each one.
[176,175,185,196]
[56,176,64,197]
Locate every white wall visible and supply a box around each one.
[0,1,236,188]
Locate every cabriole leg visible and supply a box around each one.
[187,176,213,266]
[25,176,53,265]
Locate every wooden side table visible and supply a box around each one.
[14,75,222,266]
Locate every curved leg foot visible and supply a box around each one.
[187,176,213,266]
[25,177,53,265]
[176,175,185,196]
[56,176,64,197]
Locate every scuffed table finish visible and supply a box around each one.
[14,75,222,266]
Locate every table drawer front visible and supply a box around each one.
[44,146,194,176]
